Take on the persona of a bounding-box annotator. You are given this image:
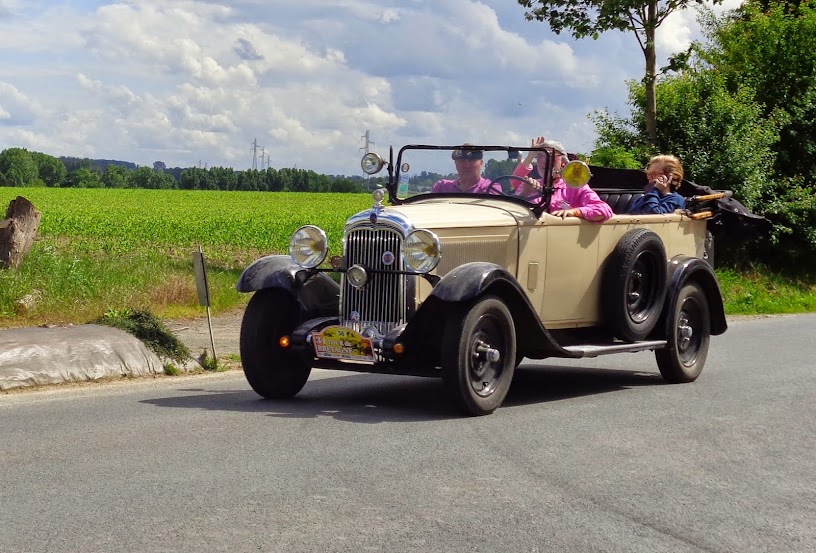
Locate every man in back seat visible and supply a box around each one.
[628,154,686,215]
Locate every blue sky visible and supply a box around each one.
[0,0,739,175]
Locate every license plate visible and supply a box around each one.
[312,326,375,362]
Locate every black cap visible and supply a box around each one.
[452,144,483,160]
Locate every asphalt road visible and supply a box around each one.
[1,314,814,553]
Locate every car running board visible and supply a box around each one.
[562,340,667,358]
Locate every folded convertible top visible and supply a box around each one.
[588,165,772,241]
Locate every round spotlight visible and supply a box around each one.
[562,160,592,188]
[361,153,385,175]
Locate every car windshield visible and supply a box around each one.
[390,145,554,207]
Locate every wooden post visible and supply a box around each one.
[0,196,42,269]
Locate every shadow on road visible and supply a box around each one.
[141,362,664,423]
[504,364,664,408]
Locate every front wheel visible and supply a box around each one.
[655,282,710,383]
[240,289,312,398]
[441,296,516,416]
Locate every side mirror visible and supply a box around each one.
[562,160,592,189]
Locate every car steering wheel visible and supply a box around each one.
[486,175,534,196]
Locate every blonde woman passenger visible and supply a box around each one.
[628,154,686,215]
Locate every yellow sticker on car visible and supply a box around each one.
[312,326,375,362]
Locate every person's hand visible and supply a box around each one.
[652,175,670,194]
[524,136,548,166]
[551,208,582,219]
[522,176,542,192]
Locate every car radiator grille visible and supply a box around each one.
[341,226,406,335]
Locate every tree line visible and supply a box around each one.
[0,148,385,193]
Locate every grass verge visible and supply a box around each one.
[718,265,816,315]
[91,308,190,364]
[1,241,815,331]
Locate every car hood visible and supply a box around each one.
[381,201,522,230]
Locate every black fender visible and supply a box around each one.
[236,255,339,319]
[431,262,524,303]
[397,262,578,360]
[662,256,727,336]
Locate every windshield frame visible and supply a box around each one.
[386,144,556,216]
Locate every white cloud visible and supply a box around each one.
[0,82,42,125]
[0,0,740,173]
[658,0,746,63]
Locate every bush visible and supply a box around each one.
[92,308,190,363]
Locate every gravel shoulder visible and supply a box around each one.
[165,309,244,360]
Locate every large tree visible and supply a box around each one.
[102,165,129,188]
[0,148,38,186]
[517,0,720,142]
[31,152,66,187]
[706,0,816,182]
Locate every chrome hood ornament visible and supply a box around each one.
[370,187,386,223]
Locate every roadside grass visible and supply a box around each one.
[718,265,816,315]
[3,236,814,329]
[0,239,248,327]
[92,308,190,363]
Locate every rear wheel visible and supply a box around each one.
[240,289,311,398]
[441,296,516,416]
[656,282,710,383]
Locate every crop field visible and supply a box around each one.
[0,188,372,326]
[0,188,371,255]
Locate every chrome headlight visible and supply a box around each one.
[361,152,385,175]
[289,225,328,268]
[403,229,441,273]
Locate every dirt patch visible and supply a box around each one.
[165,309,244,359]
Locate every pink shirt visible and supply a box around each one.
[513,163,613,222]
[432,176,494,194]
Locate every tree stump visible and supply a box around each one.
[0,196,42,269]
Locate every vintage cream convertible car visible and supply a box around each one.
[237,145,727,416]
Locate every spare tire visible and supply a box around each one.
[602,229,668,342]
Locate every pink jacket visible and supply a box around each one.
[513,163,613,222]
[432,177,494,194]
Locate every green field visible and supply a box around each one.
[0,188,372,326]
[1,187,814,328]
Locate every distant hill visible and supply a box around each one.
[59,157,138,171]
